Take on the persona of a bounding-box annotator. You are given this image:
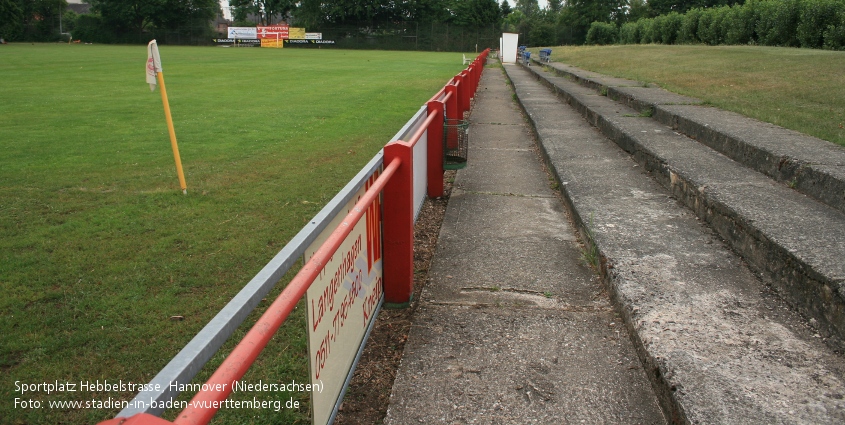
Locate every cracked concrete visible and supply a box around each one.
[507,60,845,424]
[385,63,665,424]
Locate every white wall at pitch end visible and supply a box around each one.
[502,33,519,63]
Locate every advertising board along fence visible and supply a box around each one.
[99,48,489,425]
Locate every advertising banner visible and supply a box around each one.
[260,39,284,48]
[289,27,306,39]
[285,39,336,46]
[305,33,323,40]
[306,171,383,425]
[213,38,260,46]
[228,27,258,39]
[257,25,289,39]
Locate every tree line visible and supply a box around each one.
[4,0,835,48]
[0,0,221,43]
[585,0,845,50]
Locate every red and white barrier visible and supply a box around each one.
[99,48,490,425]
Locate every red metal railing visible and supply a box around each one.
[99,48,490,425]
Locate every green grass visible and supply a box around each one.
[0,44,466,424]
[544,45,845,147]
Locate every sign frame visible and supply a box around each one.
[305,169,384,425]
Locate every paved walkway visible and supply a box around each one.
[383,62,666,424]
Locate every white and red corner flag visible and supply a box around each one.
[146,39,162,91]
[145,39,188,194]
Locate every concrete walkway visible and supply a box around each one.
[384,62,666,424]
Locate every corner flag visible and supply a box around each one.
[146,39,187,194]
[146,40,162,91]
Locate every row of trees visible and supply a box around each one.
[227,0,506,27]
[5,0,839,48]
[500,0,749,46]
[0,0,221,43]
[0,0,522,44]
[585,0,845,50]
[1,0,67,41]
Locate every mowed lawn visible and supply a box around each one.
[545,45,845,147]
[0,44,466,424]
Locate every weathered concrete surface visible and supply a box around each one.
[522,60,845,350]
[535,59,845,215]
[385,63,666,424]
[506,62,845,424]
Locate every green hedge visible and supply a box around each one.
[588,0,845,49]
[797,0,845,47]
[586,21,618,45]
[619,21,640,44]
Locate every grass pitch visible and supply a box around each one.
[0,44,466,424]
[546,45,845,147]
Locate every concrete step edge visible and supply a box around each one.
[520,60,845,352]
[503,62,845,425]
[531,58,845,215]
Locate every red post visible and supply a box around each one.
[382,141,414,306]
[454,73,468,116]
[467,64,476,99]
[426,100,445,198]
[445,84,459,149]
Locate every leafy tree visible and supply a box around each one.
[0,0,25,40]
[230,0,295,25]
[90,0,217,35]
[501,0,513,17]
[644,0,743,17]
[626,0,651,22]
[407,0,452,22]
[90,0,160,34]
[451,0,502,26]
[560,0,625,44]
[5,0,68,41]
[515,0,540,16]
[502,8,527,32]
[585,20,617,44]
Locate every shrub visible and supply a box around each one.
[712,6,732,45]
[678,8,704,44]
[650,15,667,43]
[756,0,800,46]
[639,18,655,43]
[697,7,717,44]
[797,0,845,48]
[619,21,641,44]
[661,12,684,44]
[530,21,558,47]
[824,14,845,49]
[724,2,758,45]
[72,14,116,44]
[585,21,618,45]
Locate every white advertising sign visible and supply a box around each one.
[228,27,258,39]
[306,171,384,425]
[305,33,323,40]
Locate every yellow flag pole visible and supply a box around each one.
[156,71,187,195]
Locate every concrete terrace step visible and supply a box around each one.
[504,63,845,424]
[384,61,666,425]
[531,59,845,216]
[519,60,845,352]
